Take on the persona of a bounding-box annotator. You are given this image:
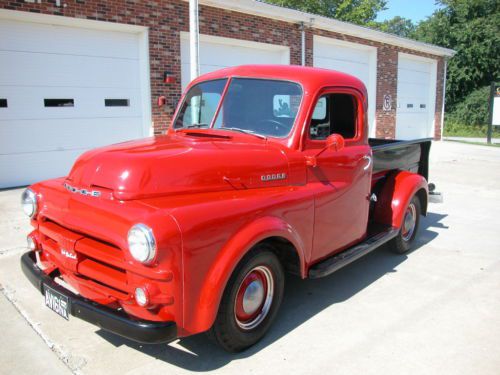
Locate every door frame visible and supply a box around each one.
[301,86,367,151]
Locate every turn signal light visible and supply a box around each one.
[135,287,149,307]
[27,234,38,251]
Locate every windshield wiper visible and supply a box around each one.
[222,127,267,140]
[186,123,209,128]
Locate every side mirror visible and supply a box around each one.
[325,133,345,152]
[305,133,345,167]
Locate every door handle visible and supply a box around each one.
[362,155,372,171]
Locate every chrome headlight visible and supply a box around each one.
[21,188,37,218]
[127,224,156,264]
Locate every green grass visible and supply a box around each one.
[445,139,500,147]
[443,122,500,138]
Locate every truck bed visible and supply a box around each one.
[369,138,432,180]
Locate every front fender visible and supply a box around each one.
[374,171,428,229]
[186,216,306,334]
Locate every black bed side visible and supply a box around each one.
[369,138,432,180]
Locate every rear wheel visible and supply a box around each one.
[208,246,284,352]
[388,195,421,254]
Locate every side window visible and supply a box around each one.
[309,93,358,140]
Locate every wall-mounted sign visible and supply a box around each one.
[383,94,392,111]
[492,84,500,126]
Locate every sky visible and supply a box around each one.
[376,0,441,23]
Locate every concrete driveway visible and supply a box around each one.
[1,141,499,375]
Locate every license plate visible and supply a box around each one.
[44,285,70,320]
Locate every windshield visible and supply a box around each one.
[173,79,227,129]
[174,78,303,138]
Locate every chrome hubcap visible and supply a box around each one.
[402,203,417,241]
[234,266,274,330]
[242,280,265,315]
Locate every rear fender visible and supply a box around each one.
[186,216,306,334]
[374,171,428,229]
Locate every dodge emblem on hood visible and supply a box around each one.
[64,182,101,197]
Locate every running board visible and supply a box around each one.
[308,226,399,279]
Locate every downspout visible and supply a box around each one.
[299,19,314,66]
[189,0,200,123]
[189,0,200,81]
[440,58,448,140]
[300,22,305,66]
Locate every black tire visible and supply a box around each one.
[388,195,421,254]
[207,245,285,353]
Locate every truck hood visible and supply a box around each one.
[66,131,290,200]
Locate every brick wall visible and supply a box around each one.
[0,0,445,139]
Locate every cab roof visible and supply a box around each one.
[189,65,367,95]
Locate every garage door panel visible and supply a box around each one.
[398,69,431,86]
[396,54,436,140]
[181,62,234,88]
[0,51,140,88]
[0,117,142,154]
[313,57,369,84]
[199,44,286,66]
[0,149,86,188]
[398,58,431,73]
[0,20,139,59]
[398,82,430,99]
[180,34,289,89]
[313,36,376,137]
[396,113,429,139]
[0,86,142,120]
[0,18,146,188]
[314,44,370,63]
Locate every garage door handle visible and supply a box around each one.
[362,155,372,171]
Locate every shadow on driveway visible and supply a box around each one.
[97,212,448,371]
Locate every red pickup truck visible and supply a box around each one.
[21,65,436,352]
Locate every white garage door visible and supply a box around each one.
[396,53,437,140]
[180,32,290,89]
[313,35,377,137]
[0,18,149,188]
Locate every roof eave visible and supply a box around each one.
[196,0,456,57]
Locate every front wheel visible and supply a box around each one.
[388,195,421,254]
[208,246,284,352]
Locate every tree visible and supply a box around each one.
[374,16,417,38]
[447,86,491,125]
[414,0,499,109]
[264,0,387,25]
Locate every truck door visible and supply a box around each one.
[304,90,372,261]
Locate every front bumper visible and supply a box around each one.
[20,251,177,344]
